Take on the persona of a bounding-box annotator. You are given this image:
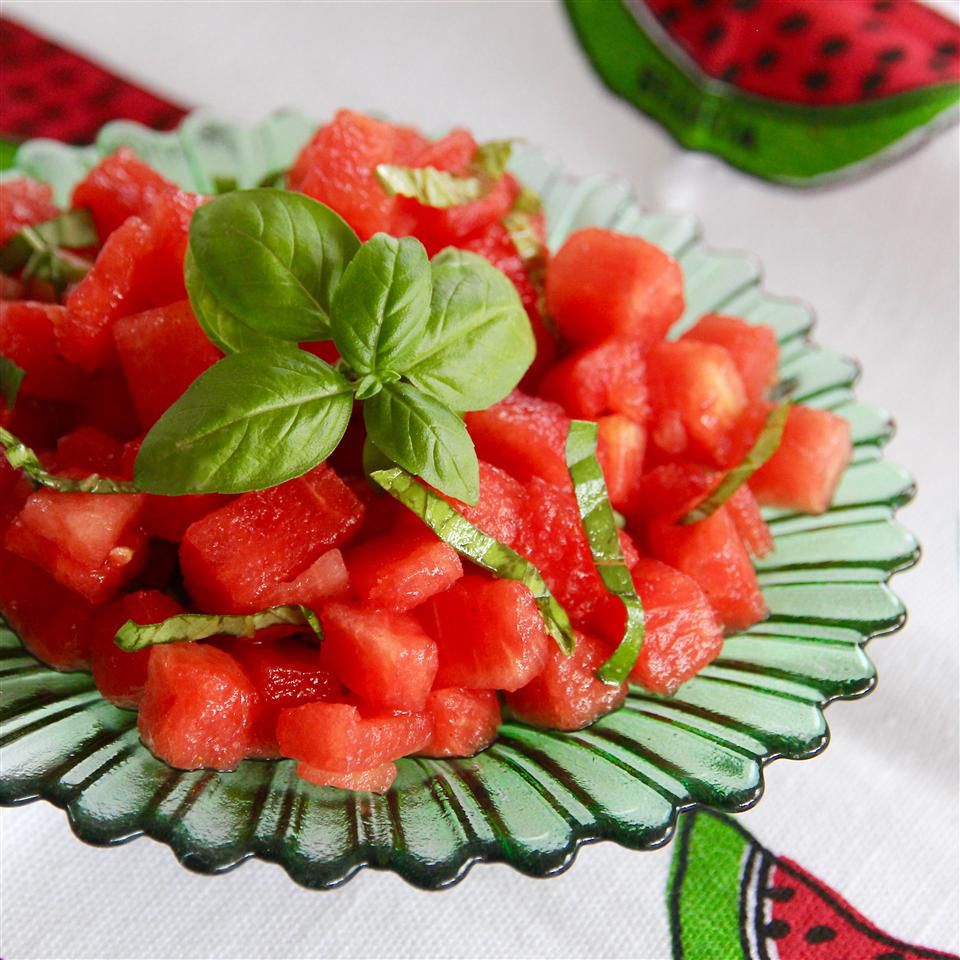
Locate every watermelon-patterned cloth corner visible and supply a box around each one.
[564,0,960,186]
[668,811,959,960]
[0,16,187,152]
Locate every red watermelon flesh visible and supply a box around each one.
[420,575,549,692]
[77,369,142,441]
[0,395,78,451]
[71,147,177,239]
[295,762,400,793]
[420,687,502,758]
[112,300,221,429]
[345,529,463,613]
[320,601,438,711]
[727,484,775,558]
[538,335,648,423]
[681,313,779,401]
[232,637,343,758]
[0,301,86,401]
[143,190,207,306]
[505,631,628,731]
[641,0,960,106]
[546,227,684,348]
[442,460,528,549]
[0,548,94,670]
[626,461,720,525]
[138,643,256,771]
[264,548,350,610]
[596,414,647,512]
[646,505,768,633]
[589,559,725,695]
[466,390,570,487]
[58,216,155,370]
[5,487,147,604]
[276,701,432,773]
[89,589,183,708]
[290,110,397,240]
[0,178,59,244]
[750,404,852,514]
[51,426,123,475]
[179,464,363,612]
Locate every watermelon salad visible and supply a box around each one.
[0,110,853,794]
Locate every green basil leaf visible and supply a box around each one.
[115,605,322,653]
[331,233,430,375]
[370,465,576,653]
[471,139,514,179]
[188,188,360,342]
[364,381,479,504]
[1,426,137,493]
[402,248,535,411]
[184,247,277,354]
[35,208,98,249]
[374,164,485,207]
[680,403,791,525]
[0,356,25,408]
[565,420,645,684]
[135,344,353,495]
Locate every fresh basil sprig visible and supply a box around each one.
[114,604,322,652]
[679,403,790,525]
[565,420,645,684]
[0,208,97,295]
[0,427,138,494]
[370,465,576,653]
[137,189,534,502]
[0,356,25,408]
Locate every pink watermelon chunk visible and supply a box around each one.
[0,178,59,244]
[419,688,502,758]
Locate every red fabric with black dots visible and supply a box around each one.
[0,16,187,144]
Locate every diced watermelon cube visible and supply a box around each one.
[410,129,476,172]
[419,688,501,758]
[627,462,720,524]
[589,559,725,694]
[0,459,31,533]
[70,147,177,239]
[390,125,431,165]
[345,529,462,613]
[646,505,767,632]
[180,464,363,612]
[89,589,184,708]
[265,548,350,610]
[138,643,257,770]
[538,336,648,423]
[516,477,612,623]
[646,340,748,466]
[277,701,431,772]
[597,414,646,512]
[291,110,397,240]
[726,485,774,558]
[320,601,438,711]
[78,369,142,441]
[419,576,549,691]
[295,762,399,793]
[233,637,343,758]
[443,460,527,548]
[681,314,779,401]
[51,426,123,475]
[113,301,221,429]
[0,178,59,244]
[466,390,570,486]
[0,548,94,670]
[505,632,627,731]
[0,302,85,401]
[5,488,147,603]
[58,216,155,370]
[546,228,684,347]
[144,190,206,306]
[749,405,852,515]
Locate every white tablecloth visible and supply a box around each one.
[2,3,957,958]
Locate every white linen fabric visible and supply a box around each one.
[1,3,957,959]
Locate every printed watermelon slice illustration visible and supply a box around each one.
[669,810,958,960]
[564,0,960,184]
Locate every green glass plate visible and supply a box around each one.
[0,112,918,889]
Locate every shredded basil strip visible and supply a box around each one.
[0,208,97,293]
[114,605,322,653]
[0,427,138,494]
[471,139,515,179]
[680,403,791,525]
[0,356,25,409]
[370,465,576,654]
[374,164,485,207]
[565,420,644,684]
[768,376,800,402]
